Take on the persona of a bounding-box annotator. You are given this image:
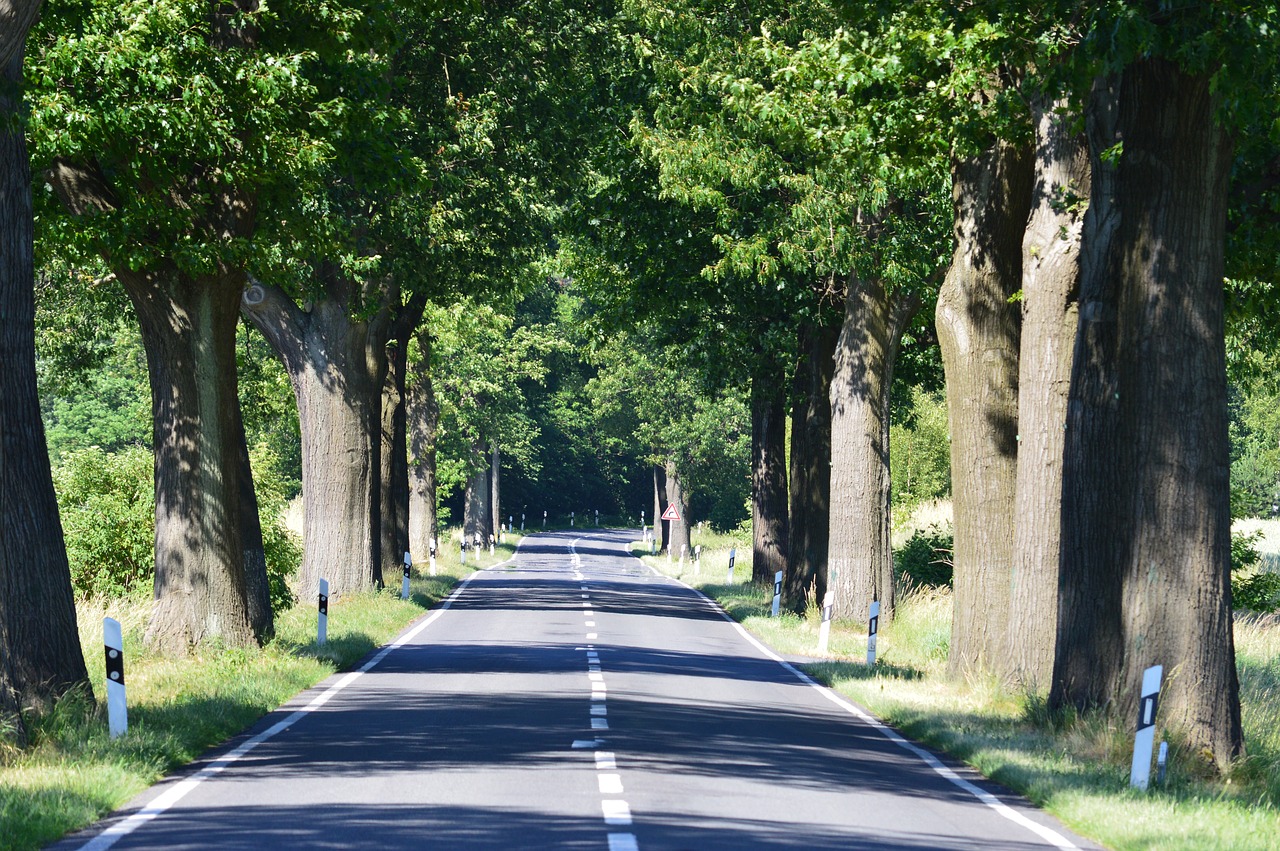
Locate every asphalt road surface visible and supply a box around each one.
[57,530,1101,850]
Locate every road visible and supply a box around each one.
[58,530,1100,850]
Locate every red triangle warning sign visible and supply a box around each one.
[661,504,681,522]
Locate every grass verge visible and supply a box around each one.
[640,544,1280,851]
[0,540,517,851]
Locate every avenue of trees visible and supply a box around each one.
[4,0,1280,775]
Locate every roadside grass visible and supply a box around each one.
[642,547,1280,851]
[0,538,514,851]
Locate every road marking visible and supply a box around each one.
[582,593,590,599]
[592,718,610,730]
[658,568,1081,850]
[76,541,522,851]
[607,834,638,851]
[598,774,624,794]
[602,800,632,826]
[587,632,598,640]
[589,672,604,681]
[586,620,596,626]
[595,752,617,770]
[582,601,592,608]
[572,739,605,749]
[591,705,608,717]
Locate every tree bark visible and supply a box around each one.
[124,266,257,652]
[407,331,439,562]
[241,273,388,599]
[1051,62,1242,767]
[653,462,668,548]
[1006,98,1088,688]
[0,48,90,710]
[463,444,490,547]
[751,361,789,584]
[784,322,837,613]
[828,272,919,623]
[665,458,690,558]
[491,444,502,540]
[235,405,274,641]
[937,137,1034,677]
[380,337,408,579]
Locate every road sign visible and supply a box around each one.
[661,504,681,522]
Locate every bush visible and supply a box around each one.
[52,446,154,597]
[894,524,954,589]
[52,443,300,610]
[1232,529,1280,613]
[890,387,951,512]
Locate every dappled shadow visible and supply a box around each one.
[801,659,926,683]
[58,801,1067,850]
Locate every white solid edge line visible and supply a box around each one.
[77,539,526,851]
[629,550,1079,851]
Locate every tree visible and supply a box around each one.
[1,0,91,738]
[27,0,340,648]
[1006,97,1088,687]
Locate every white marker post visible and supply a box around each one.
[543,510,547,528]
[1156,741,1169,786]
[727,548,736,585]
[521,512,526,532]
[817,591,834,653]
[103,617,128,738]
[595,509,599,526]
[695,544,702,575]
[489,534,495,556]
[1130,664,1164,790]
[866,600,880,666]
[680,544,687,566]
[571,511,575,527]
[317,579,329,645]
[429,537,438,576]
[401,551,412,600]
[771,571,783,617]
[460,540,466,565]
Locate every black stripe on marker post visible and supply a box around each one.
[105,645,125,685]
[318,592,328,616]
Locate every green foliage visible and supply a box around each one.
[1230,378,1280,519]
[50,443,299,607]
[893,524,953,590]
[1232,529,1280,614]
[38,314,150,459]
[889,386,950,511]
[248,442,302,612]
[51,447,154,597]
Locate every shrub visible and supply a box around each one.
[1231,529,1280,613]
[52,446,154,597]
[52,443,300,610]
[894,524,954,589]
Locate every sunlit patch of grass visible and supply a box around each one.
[0,556,479,851]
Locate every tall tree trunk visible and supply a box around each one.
[242,274,388,599]
[125,267,257,652]
[828,272,919,623]
[491,444,502,540]
[937,138,1034,677]
[463,444,490,546]
[407,331,439,562]
[653,462,667,549]
[1052,63,1242,767]
[784,322,837,613]
[235,406,274,641]
[1006,99,1088,688]
[0,49,90,708]
[751,361,789,584]
[380,338,407,579]
[665,458,690,557]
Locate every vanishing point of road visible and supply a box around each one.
[56,530,1101,850]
